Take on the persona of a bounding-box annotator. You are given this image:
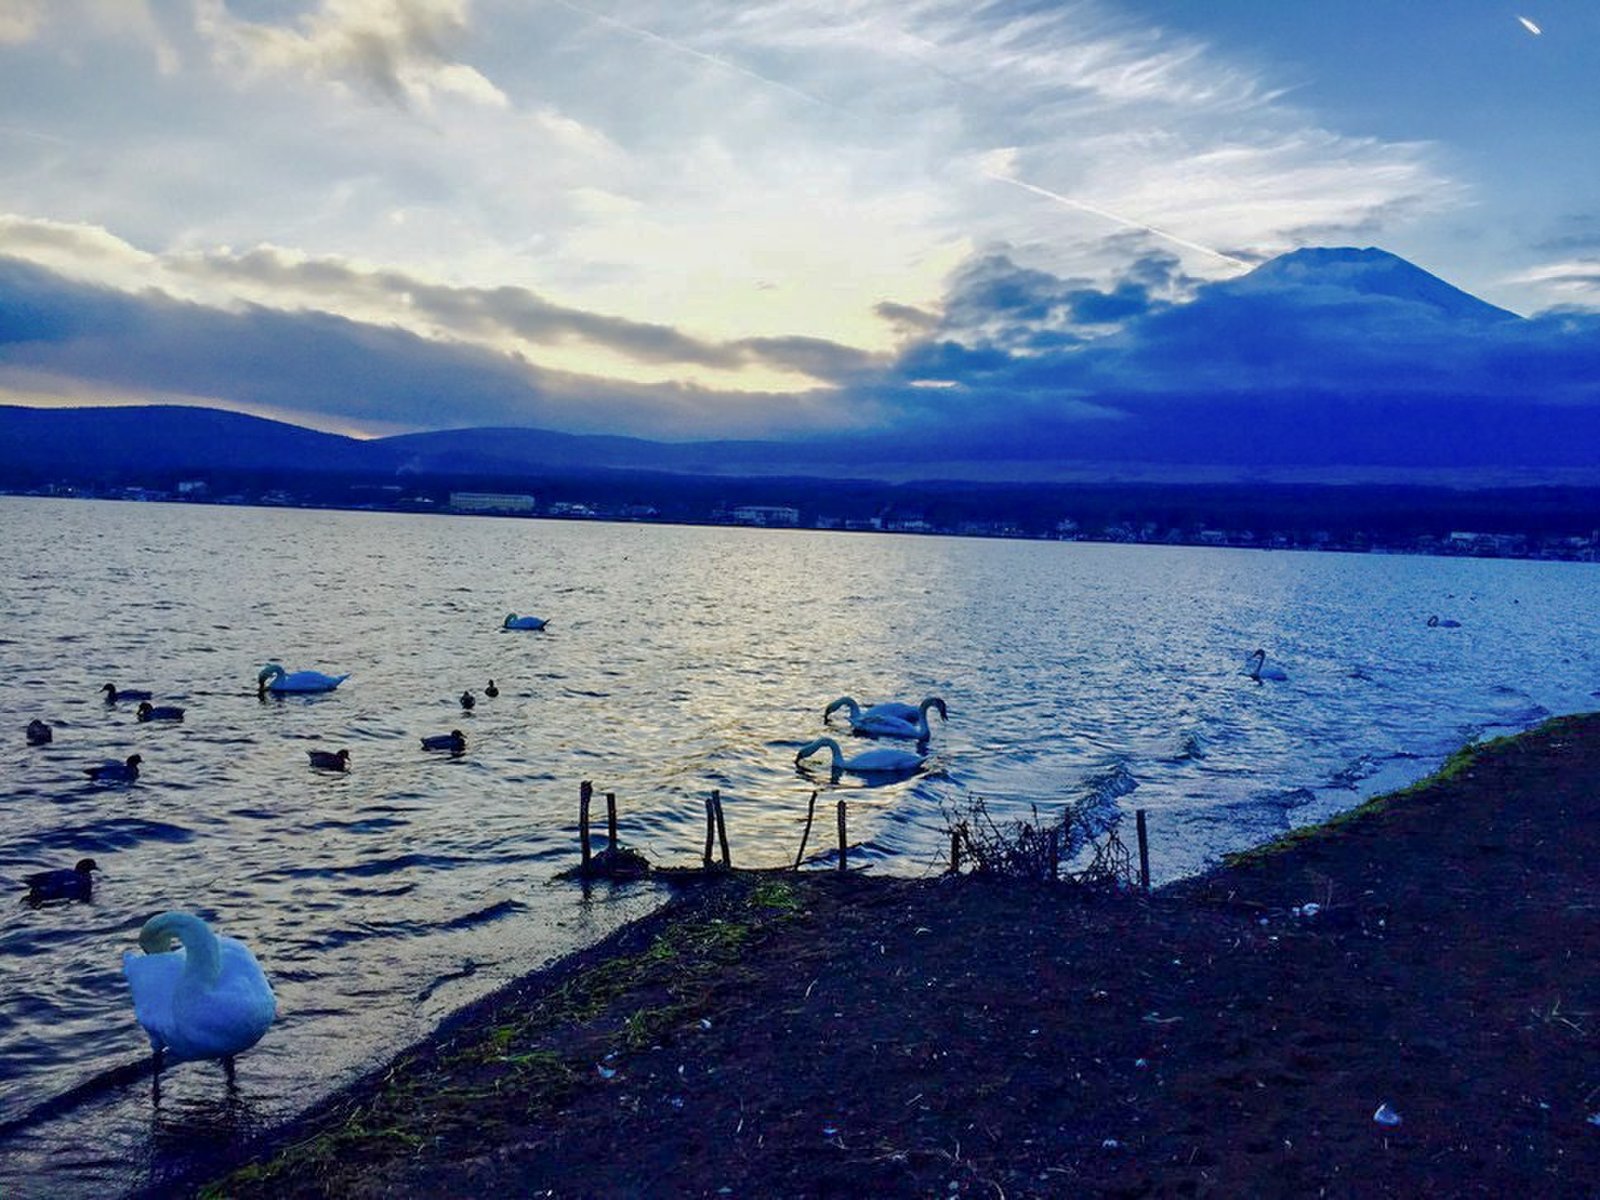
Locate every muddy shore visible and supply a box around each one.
[188,714,1598,1198]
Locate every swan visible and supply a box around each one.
[795,736,925,778]
[1427,615,1462,628]
[422,730,467,753]
[123,911,276,1069]
[824,695,927,725]
[460,690,476,710]
[484,680,499,698]
[257,663,349,696]
[85,754,142,783]
[26,719,52,745]
[24,858,99,904]
[1244,649,1288,682]
[307,748,351,772]
[136,702,185,723]
[102,684,153,703]
[503,613,549,631]
[848,696,948,740]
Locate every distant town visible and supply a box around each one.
[10,477,1598,563]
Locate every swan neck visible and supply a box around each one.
[139,911,223,986]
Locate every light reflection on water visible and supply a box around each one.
[0,497,1595,1196]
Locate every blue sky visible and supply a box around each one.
[0,0,1597,466]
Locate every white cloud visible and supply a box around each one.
[193,0,507,109]
[1509,258,1600,309]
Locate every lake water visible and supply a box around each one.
[1,497,1596,1195]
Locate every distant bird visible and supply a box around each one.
[257,663,349,696]
[848,696,947,741]
[24,858,99,905]
[102,684,153,703]
[795,736,925,778]
[26,719,53,745]
[825,696,931,726]
[460,690,476,711]
[85,754,142,783]
[307,748,351,772]
[1426,615,1462,628]
[123,910,277,1073]
[1245,649,1288,682]
[503,613,549,631]
[136,702,185,723]
[484,680,499,698]
[421,730,467,754]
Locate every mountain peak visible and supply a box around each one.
[1240,246,1519,322]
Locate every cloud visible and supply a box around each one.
[1509,258,1600,310]
[193,0,507,109]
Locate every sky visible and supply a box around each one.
[1,0,1598,467]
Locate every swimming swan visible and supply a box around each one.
[824,695,942,725]
[1427,615,1462,628]
[257,663,349,696]
[1244,649,1288,682]
[136,702,185,722]
[102,684,153,703]
[848,696,948,740]
[503,613,549,631]
[85,754,142,783]
[123,911,276,1067]
[795,736,925,777]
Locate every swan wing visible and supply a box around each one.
[852,713,921,739]
[123,949,186,1053]
[861,701,919,723]
[844,747,923,773]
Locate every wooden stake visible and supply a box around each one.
[712,789,732,868]
[606,791,619,853]
[949,826,962,875]
[1136,808,1150,892]
[703,794,716,869]
[794,790,819,870]
[836,799,848,873]
[579,780,593,872]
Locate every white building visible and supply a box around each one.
[450,492,536,514]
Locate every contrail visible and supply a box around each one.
[980,168,1251,270]
[545,0,849,115]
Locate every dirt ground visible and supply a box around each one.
[196,714,1599,1199]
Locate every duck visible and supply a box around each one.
[307,748,351,772]
[136,702,185,723]
[102,684,153,703]
[122,910,276,1070]
[257,663,349,696]
[459,690,476,711]
[848,696,948,740]
[824,695,933,726]
[26,719,53,745]
[484,680,499,698]
[1426,615,1462,628]
[85,754,142,783]
[503,613,549,631]
[421,730,467,753]
[1244,649,1288,682]
[795,736,925,778]
[23,858,99,905]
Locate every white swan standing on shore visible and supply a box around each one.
[848,696,948,740]
[258,663,349,695]
[795,736,925,778]
[123,911,276,1072]
[1245,649,1288,682]
[503,613,548,631]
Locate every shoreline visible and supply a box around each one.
[179,714,1599,1197]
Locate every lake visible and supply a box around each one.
[1,497,1595,1196]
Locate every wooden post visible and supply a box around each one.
[949,826,962,875]
[794,790,819,870]
[703,795,716,869]
[836,799,848,873]
[712,789,732,868]
[1136,808,1150,892]
[605,791,619,854]
[579,781,593,872]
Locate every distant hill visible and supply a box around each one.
[1236,246,1520,323]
